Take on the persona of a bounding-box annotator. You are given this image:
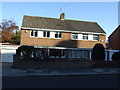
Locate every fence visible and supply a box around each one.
[46,47,119,61]
[1,45,120,62]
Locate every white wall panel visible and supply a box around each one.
[50,32,55,38]
[78,34,82,40]
[88,34,93,40]
[38,31,43,37]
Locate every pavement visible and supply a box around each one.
[2,62,120,77]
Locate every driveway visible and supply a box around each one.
[1,45,19,62]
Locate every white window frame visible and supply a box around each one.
[55,32,62,38]
[30,30,62,39]
[83,34,88,40]
[43,31,50,38]
[93,35,99,41]
[30,30,38,37]
[72,33,78,40]
[30,30,34,37]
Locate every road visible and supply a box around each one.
[2,75,120,88]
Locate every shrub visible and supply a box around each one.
[111,52,120,61]
[91,43,105,61]
[16,45,34,59]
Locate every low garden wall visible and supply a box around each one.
[13,55,120,70]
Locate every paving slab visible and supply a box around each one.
[2,62,120,77]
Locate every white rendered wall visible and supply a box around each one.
[50,32,55,38]
[78,34,82,40]
[88,34,93,40]
[38,31,43,37]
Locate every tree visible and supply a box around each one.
[0,19,18,42]
[11,30,21,44]
[91,43,105,61]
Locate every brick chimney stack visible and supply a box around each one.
[60,13,65,20]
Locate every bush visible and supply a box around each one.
[16,45,34,59]
[91,43,105,61]
[111,52,120,61]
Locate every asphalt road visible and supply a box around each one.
[2,75,120,88]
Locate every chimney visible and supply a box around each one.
[60,13,65,20]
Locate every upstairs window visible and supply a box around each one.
[43,31,50,37]
[31,30,34,37]
[30,30,38,37]
[71,33,99,41]
[93,35,99,41]
[55,32,62,38]
[34,31,38,37]
[83,34,88,40]
[30,30,62,39]
[72,33,78,40]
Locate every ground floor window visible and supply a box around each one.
[84,50,90,60]
[71,50,84,58]
[70,50,91,60]
[49,49,65,57]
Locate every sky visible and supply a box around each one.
[1,2,119,37]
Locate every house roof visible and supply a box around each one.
[108,25,120,38]
[21,15,106,34]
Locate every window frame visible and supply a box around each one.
[43,31,50,38]
[30,30,34,37]
[93,35,99,41]
[30,30,62,39]
[55,32,62,38]
[34,30,38,37]
[83,34,88,40]
[72,33,78,40]
[30,30,38,37]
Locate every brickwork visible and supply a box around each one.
[20,30,106,48]
[108,26,120,50]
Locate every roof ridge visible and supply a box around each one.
[65,19,96,23]
[24,15,97,23]
[24,15,59,20]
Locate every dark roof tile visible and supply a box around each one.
[22,15,106,34]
